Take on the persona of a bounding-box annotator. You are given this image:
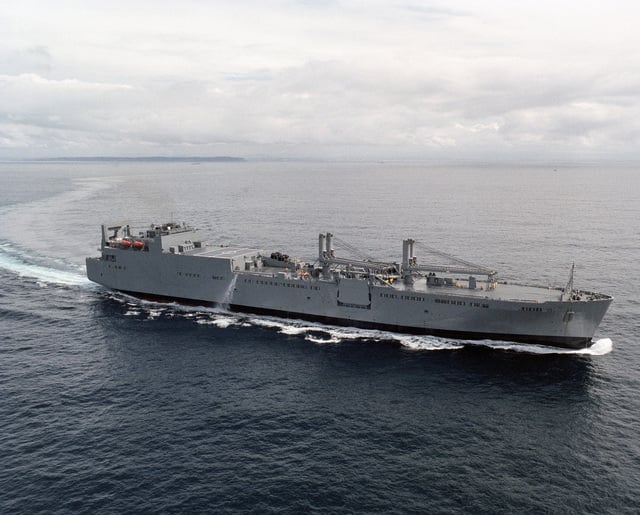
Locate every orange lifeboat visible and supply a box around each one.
[120,239,132,248]
[132,240,144,250]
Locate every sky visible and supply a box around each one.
[1,0,639,162]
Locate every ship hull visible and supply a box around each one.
[111,288,601,349]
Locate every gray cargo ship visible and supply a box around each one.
[86,222,612,349]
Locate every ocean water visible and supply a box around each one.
[0,161,638,513]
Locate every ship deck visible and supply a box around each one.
[247,266,566,304]
[390,278,565,303]
[189,245,576,304]
[193,245,263,259]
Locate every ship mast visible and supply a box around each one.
[318,233,398,278]
[564,262,575,300]
[317,233,497,285]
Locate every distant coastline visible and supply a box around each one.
[24,156,245,163]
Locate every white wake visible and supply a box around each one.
[0,241,89,287]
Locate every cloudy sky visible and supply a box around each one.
[1,0,639,161]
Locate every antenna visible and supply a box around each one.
[565,263,575,300]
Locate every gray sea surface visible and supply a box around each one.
[0,161,638,513]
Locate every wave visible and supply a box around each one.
[0,241,89,286]
[0,176,120,268]
[448,337,613,356]
[0,176,118,287]
[105,292,613,355]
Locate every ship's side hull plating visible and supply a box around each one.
[108,288,600,348]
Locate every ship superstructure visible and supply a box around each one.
[86,222,612,348]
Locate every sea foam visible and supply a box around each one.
[0,241,90,287]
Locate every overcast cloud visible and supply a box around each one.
[1,0,639,161]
